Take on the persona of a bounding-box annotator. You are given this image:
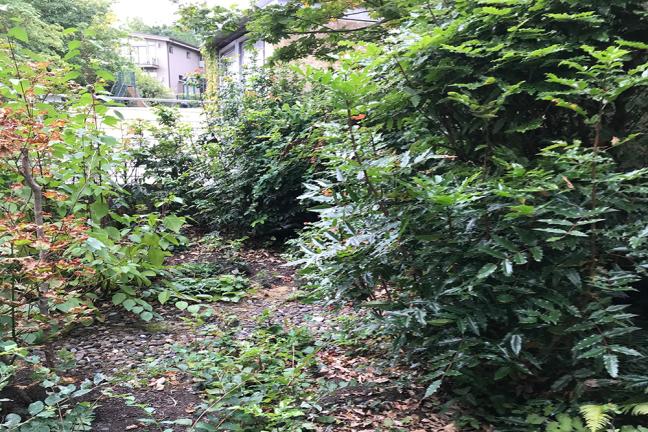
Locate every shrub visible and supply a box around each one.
[194,67,326,239]
[0,20,185,382]
[282,0,648,424]
[135,69,172,99]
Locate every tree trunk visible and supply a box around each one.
[20,148,55,367]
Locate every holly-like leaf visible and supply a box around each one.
[603,354,619,378]
[510,334,522,355]
[423,380,442,399]
[477,263,498,279]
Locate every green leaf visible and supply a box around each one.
[174,419,193,426]
[477,263,498,279]
[112,292,127,305]
[63,49,81,61]
[494,366,510,380]
[8,27,29,43]
[603,354,619,378]
[526,414,546,425]
[423,380,442,398]
[503,259,513,276]
[148,247,166,267]
[123,299,136,311]
[510,334,522,355]
[86,237,105,252]
[508,204,535,216]
[67,40,82,51]
[609,345,642,357]
[90,200,109,221]
[140,311,154,322]
[573,335,602,352]
[28,400,44,415]
[534,228,568,235]
[96,70,115,82]
[3,413,21,426]
[565,270,582,288]
[158,290,171,305]
[175,301,189,311]
[187,304,201,314]
[163,215,184,233]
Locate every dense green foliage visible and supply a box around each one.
[196,70,324,238]
[127,70,324,239]
[122,17,200,47]
[165,317,319,431]
[2,0,648,429]
[134,69,172,99]
[180,0,648,427]
[0,0,125,83]
[0,21,185,430]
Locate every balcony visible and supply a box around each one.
[135,57,160,69]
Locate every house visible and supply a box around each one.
[209,1,376,79]
[123,33,205,96]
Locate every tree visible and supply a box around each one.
[123,17,200,47]
[22,0,111,30]
[0,0,64,54]
[1,0,126,83]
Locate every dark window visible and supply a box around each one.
[186,51,190,59]
[169,45,174,53]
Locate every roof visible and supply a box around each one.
[129,33,201,52]
[209,20,250,50]
[208,0,284,50]
[208,4,377,52]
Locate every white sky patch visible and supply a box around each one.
[112,0,250,26]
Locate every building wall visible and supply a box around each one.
[218,37,268,78]
[167,42,203,94]
[155,41,170,88]
[125,35,203,96]
[214,8,375,81]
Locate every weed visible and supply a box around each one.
[160,319,323,431]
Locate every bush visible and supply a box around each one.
[283,0,648,425]
[0,20,185,392]
[135,69,172,99]
[192,67,326,239]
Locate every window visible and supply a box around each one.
[169,45,174,54]
[186,51,191,59]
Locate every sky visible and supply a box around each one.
[112,0,250,26]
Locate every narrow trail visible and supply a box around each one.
[56,243,450,431]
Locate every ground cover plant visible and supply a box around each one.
[164,316,320,431]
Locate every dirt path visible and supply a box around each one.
[57,245,451,431]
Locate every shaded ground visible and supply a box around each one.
[54,242,453,431]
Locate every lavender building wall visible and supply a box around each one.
[124,33,203,96]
